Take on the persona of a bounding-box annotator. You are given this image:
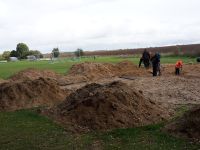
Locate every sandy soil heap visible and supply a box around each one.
[10,68,60,81]
[62,61,148,84]
[0,77,66,111]
[45,81,171,132]
[0,79,6,84]
[68,62,115,78]
[164,106,200,141]
[67,62,200,82]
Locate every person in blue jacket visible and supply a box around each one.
[151,52,161,76]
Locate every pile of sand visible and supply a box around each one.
[0,77,67,111]
[68,62,116,79]
[10,68,60,81]
[64,61,148,84]
[164,106,200,141]
[117,61,149,76]
[44,81,171,132]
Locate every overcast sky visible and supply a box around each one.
[0,0,200,53]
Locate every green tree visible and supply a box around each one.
[28,50,43,58]
[16,43,29,59]
[2,51,11,60]
[52,48,60,58]
[10,50,19,57]
[74,48,84,57]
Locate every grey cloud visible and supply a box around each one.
[0,0,200,53]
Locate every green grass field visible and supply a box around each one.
[0,110,199,150]
[0,56,199,149]
[0,56,196,79]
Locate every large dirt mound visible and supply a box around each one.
[164,106,200,141]
[10,68,60,81]
[64,61,147,84]
[0,78,66,111]
[45,81,171,132]
[68,62,116,78]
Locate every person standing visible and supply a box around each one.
[139,49,150,68]
[175,60,183,75]
[151,52,160,76]
[139,57,143,67]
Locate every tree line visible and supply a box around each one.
[0,43,62,61]
[0,43,86,61]
[0,43,43,60]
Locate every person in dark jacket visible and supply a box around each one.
[151,52,160,76]
[139,49,150,68]
[139,57,143,68]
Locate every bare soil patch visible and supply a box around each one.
[130,76,200,108]
[161,64,200,78]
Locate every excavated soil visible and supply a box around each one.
[61,62,200,85]
[164,106,200,142]
[44,81,171,132]
[0,77,68,111]
[0,79,6,84]
[67,61,200,81]
[59,62,200,111]
[0,61,199,128]
[67,61,147,82]
[10,68,61,81]
[59,61,148,85]
[68,62,116,79]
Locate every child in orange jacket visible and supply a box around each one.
[175,60,183,75]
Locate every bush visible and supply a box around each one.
[2,51,11,60]
[10,50,19,57]
[52,48,60,58]
[28,50,43,58]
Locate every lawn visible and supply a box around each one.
[0,56,196,79]
[0,110,199,150]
